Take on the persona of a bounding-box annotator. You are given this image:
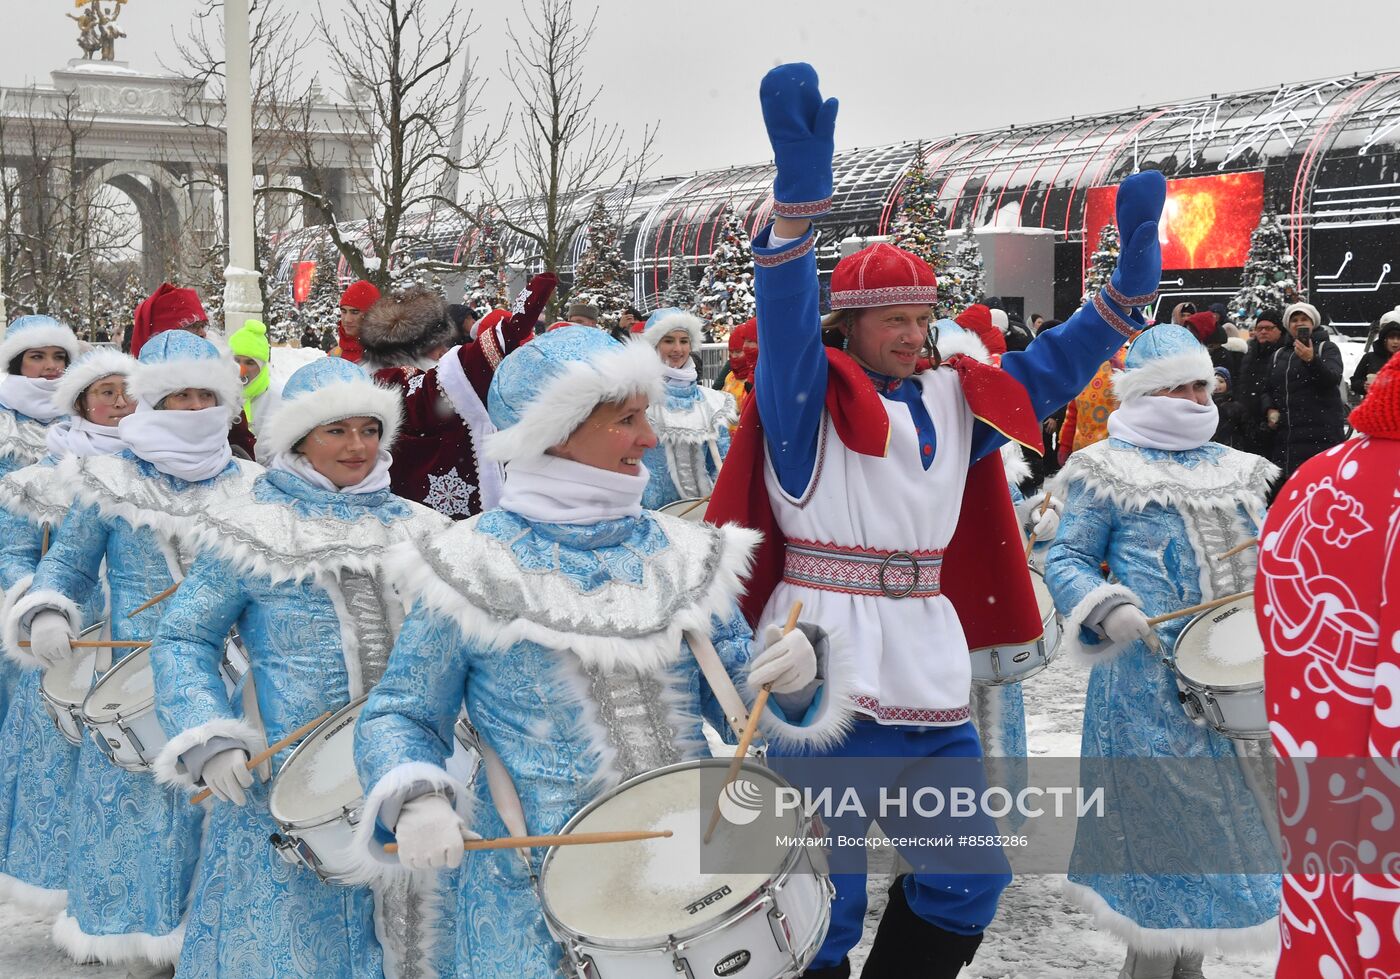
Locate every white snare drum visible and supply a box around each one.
[540,759,832,979]
[970,568,1063,685]
[268,696,482,883]
[82,647,169,772]
[39,623,104,745]
[658,498,710,522]
[1171,597,1267,740]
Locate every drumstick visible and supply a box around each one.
[1145,590,1253,627]
[19,639,150,649]
[677,496,711,519]
[1213,538,1259,562]
[383,829,673,855]
[128,582,180,619]
[704,601,803,845]
[189,710,332,805]
[1024,492,1053,560]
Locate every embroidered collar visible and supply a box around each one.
[259,468,409,525]
[1051,438,1278,514]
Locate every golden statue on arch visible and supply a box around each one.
[67,0,128,62]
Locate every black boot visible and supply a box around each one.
[860,876,984,979]
[802,960,851,979]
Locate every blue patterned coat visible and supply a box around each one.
[354,508,852,978]
[149,469,450,979]
[1044,437,1282,953]
[4,451,259,965]
[641,378,736,509]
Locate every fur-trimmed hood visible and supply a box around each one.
[359,285,454,367]
[51,348,137,416]
[0,315,80,370]
[642,308,704,349]
[257,358,403,459]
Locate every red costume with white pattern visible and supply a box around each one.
[1258,350,1400,979]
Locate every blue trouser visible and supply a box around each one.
[769,719,1012,969]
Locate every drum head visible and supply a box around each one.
[541,761,802,944]
[84,648,153,721]
[44,648,97,704]
[657,498,709,522]
[1029,568,1054,624]
[268,698,365,824]
[1174,598,1263,689]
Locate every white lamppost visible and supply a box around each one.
[222,0,259,336]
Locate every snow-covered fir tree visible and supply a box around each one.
[939,222,986,315]
[1232,212,1297,323]
[465,211,509,311]
[1080,222,1119,306]
[693,207,755,342]
[890,148,952,283]
[570,197,633,324]
[661,258,696,310]
[264,281,299,345]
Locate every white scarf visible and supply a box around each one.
[118,404,233,482]
[45,416,126,458]
[1108,395,1220,451]
[268,449,394,496]
[0,374,62,423]
[662,362,698,388]
[499,453,649,525]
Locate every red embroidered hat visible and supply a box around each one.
[829,243,937,311]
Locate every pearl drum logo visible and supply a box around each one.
[714,949,752,976]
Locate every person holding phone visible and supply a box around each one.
[1260,301,1346,485]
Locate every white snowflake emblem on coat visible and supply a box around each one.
[406,372,426,397]
[424,466,476,517]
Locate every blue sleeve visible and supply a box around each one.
[29,503,108,612]
[0,509,42,597]
[971,300,1134,463]
[1044,480,1121,650]
[753,225,828,498]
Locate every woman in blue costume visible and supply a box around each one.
[0,315,80,723]
[1044,324,1281,979]
[5,330,259,979]
[637,307,736,509]
[0,349,136,914]
[149,357,452,979]
[352,326,852,977]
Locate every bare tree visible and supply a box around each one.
[483,0,656,316]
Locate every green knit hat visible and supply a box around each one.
[229,318,271,362]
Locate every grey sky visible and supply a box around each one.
[2,0,1395,176]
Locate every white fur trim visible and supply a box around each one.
[935,330,992,365]
[1113,349,1216,402]
[151,717,264,789]
[129,354,243,412]
[1061,581,1140,666]
[1224,336,1248,354]
[1,575,34,665]
[344,761,473,886]
[51,349,137,416]
[5,587,82,670]
[1048,439,1277,516]
[51,911,185,966]
[1282,302,1320,330]
[0,871,66,913]
[389,519,760,673]
[484,340,665,463]
[435,345,504,510]
[743,626,858,751]
[256,379,403,460]
[0,323,79,368]
[989,308,1010,333]
[642,310,704,350]
[1000,442,1031,487]
[1061,880,1279,955]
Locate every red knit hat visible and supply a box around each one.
[340,280,381,312]
[828,243,937,310]
[1349,349,1400,439]
[1185,310,1226,345]
[955,304,1008,357]
[473,308,509,342]
[130,283,207,357]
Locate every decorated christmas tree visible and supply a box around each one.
[939,222,986,315]
[693,207,755,342]
[661,258,696,310]
[570,197,633,324]
[890,149,952,283]
[1080,222,1119,306]
[1232,212,1297,323]
[465,211,509,311]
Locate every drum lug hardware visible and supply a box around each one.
[667,940,694,978]
[767,902,795,954]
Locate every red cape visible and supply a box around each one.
[707,349,1046,653]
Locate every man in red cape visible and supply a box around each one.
[1257,349,1400,979]
[706,63,1165,978]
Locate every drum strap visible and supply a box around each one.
[684,629,750,739]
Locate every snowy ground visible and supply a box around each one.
[0,653,1282,977]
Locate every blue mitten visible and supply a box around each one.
[759,63,838,219]
[1108,170,1167,306]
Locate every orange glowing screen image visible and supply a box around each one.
[1083,171,1265,272]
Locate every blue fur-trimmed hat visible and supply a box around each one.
[51,348,136,416]
[258,357,402,458]
[1113,324,1214,402]
[0,315,80,371]
[129,329,243,411]
[484,326,663,463]
[641,307,703,349]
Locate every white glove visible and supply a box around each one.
[1102,603,1160,651]
[28,611,76,668]
[1016,494,1063,538]
[748,624,817,694]
[393,794,467,871]
[201,747,253,806]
